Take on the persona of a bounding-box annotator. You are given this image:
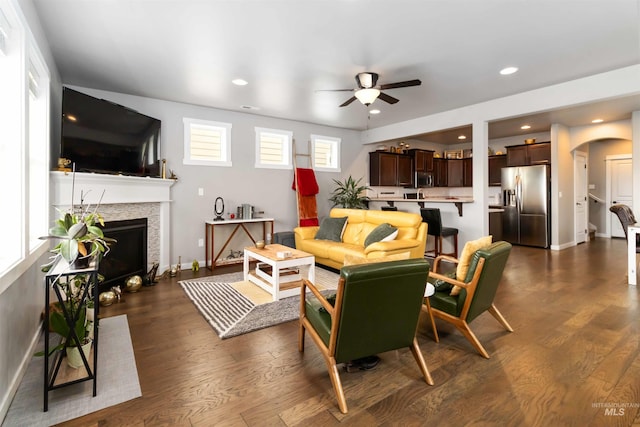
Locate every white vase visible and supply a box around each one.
[66,341,92,369]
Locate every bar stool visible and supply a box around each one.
[420,208,458,258]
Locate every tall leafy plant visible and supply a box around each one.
[329,176,370,209]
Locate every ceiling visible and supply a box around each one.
[33,0,640,140]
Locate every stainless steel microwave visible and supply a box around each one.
[415,172,434,188]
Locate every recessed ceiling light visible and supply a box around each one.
[592,118,604,123]
[500,67,518,75]
[369,109,381,114]
[232,78,248,86]
[66,114,77,122]
[458,135,466,140]
[521,125,531,130]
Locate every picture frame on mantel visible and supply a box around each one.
[444,149,463,159]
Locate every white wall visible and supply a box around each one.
[551,124,574,249]
[66,86,362,267]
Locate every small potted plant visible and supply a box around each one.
[42,190,115,271]
[328,176,370,209]
[36,275,91,367]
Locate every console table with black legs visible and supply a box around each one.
[43,258,100,412]
[205,218,275,270]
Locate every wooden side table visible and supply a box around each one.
[205,218,274,270]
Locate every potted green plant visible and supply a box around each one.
[36,273,105,367]
[41,189,115,271]
[44,209,113,270]
[328,176,370,209]
[36,275,91,367]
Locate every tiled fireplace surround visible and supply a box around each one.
[50,172,175,270]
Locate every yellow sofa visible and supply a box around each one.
[294,208,427,270]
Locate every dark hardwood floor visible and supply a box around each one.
[56,238,640,426]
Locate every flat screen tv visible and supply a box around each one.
[61,87,161,177]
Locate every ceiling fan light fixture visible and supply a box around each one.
[357,72,378,88]
[355,88,380,105]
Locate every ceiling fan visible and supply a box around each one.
[322,72,422,107]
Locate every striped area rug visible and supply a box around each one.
[179,281,255,338]
[179,266,339,339]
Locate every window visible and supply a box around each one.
[28,51,50,250]
[311,134,341,172]
[183,118,232,166]
[255,127,293,169]
[0,1,50,291]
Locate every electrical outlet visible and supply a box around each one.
[198,238,204,247]
[198,188,204,196]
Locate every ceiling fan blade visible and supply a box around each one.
[339,96,357,107]
[378,92,399,104]
[315,88,355,92]
[380,79,422,90]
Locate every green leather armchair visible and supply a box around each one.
[425,241,513,358]
[299,259,433,414]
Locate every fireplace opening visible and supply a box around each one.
[99,218,148,291]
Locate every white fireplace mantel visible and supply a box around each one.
[50,171,175,206]
[50,171,176,269]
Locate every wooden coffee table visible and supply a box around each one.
[243,244,315,301]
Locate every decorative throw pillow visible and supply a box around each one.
[343,251,410,266]
[364,223,398,247]
[314,216,348,242]
[451,235,492,296]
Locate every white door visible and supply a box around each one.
[610,158,633,238]
[574,151,588,244]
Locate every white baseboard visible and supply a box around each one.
[550,241,576,251]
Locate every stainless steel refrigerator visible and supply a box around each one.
[501,164,550,248]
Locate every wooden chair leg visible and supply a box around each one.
[326,357,348,414]
[488,304,514,332]
[410,338,434,385]
[454,321,490,359]
[422,300,439,342]
[298,321,306,352]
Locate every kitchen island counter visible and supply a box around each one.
[367,196,473,216]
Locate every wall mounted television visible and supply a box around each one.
[61,87,162,177]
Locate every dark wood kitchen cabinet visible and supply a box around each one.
[488,154,507,186]
[433,158,447,187]
[528,142,551,165]
[463,158,473,187]
[397,154,413,186]
[409,149,434,172]
[506,142,550,166]
[431,157,471,187]
[369,152,413,187]
[447,159,464,187]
